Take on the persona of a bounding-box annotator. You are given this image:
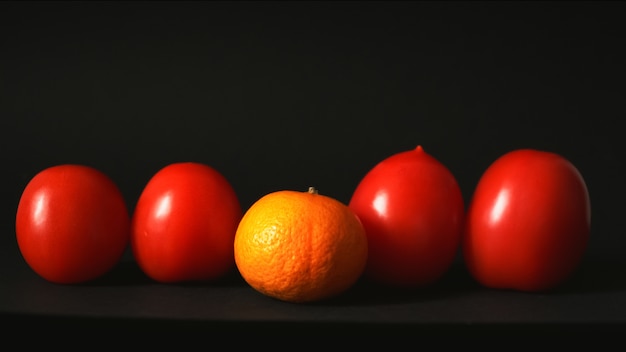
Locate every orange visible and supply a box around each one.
[234,187,368,303]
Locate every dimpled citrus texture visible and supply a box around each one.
[234,188,368,303]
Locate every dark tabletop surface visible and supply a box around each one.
[2,222,625,339]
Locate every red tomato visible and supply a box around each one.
[463,149,591,292]
[348,146,465,287]
[15,165,130,284]
[131,162,242,283]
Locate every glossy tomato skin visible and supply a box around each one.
[15,165,130,284]
[131,162,242,283]
[463,149,591,292]
[349,146,465,287]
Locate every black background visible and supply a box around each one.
[1,1,625,339]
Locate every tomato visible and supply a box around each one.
[15,164,130,284]
[463,149,591,292]
[131,162,242,283]
[348,146,465,287]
